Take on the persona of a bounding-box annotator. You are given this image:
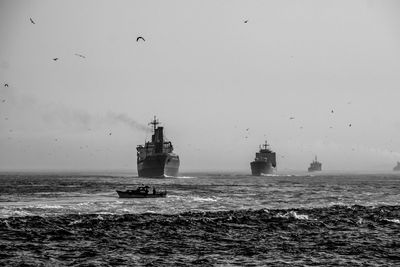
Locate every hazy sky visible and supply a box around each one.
[1,0,400,172]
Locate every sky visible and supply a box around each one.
[1,0,400,172]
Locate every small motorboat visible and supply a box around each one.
[116,185,167,198]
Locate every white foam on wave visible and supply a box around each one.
[3,210,33,218]
[191,196,219,202]
[68,219,83,225]
[261,173,308,177]
[385,218,400,224]
[35,204,64,209]
[163,175,197,179]
[276,211,311,220]
[261,174,280,177]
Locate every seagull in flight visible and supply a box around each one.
[74,53,86,59]
[244,20,249,23]
[4,83,8,87]
[30,18,35,24]
[289,117,295,120]
[53,58,59,61]
[136,36,145,42]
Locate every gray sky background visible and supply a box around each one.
[1,0,400,172]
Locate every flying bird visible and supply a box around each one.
[244,20,249,23]
[74,53,86,58]
[4,83,8,87]
[30,18,35,24]
[109,132,112,136]
[136,36,145,42]
[289,117,295,120]
[349,123,352,127]
[331,110,334,113]
[53,58,59,61]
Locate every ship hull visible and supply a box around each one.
[137,154,179,178]
[308,167,322,172]
[250,161,274,176]
[116,190,167,198]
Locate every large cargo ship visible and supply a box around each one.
[136,116,180,177]
[250,141,277,176]
[308,156,322,172]
[394,162,400,171]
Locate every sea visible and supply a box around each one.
[0,172,399,266]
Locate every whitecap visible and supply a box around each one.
[385,218,400,224]
[276,211,311,220]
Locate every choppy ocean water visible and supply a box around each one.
[0,172,399,266]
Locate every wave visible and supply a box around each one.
[1,205,399,266]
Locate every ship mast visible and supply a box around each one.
[262,140,269,150]
[149,116,160,133]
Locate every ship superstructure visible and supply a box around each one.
[136,116,180,177]
[308,156,322,172]
[250,141,277,176]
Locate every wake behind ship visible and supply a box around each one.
[136,116,180,177]
[250,141,277,176]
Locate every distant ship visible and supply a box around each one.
[308,156,322,172]
[394,162,400,171]
[250,141,277,176]
[136,116,180,177]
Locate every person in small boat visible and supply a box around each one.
[153,187,156,195]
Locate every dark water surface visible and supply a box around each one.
[0,172,399,266]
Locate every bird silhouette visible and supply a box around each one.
[109,132,112,136]
[289,117,295,120]
[53,58,59,61]
[74,53,86,58]
[331,110,334,113]
[244,20,249,23]
[30,18,35,24]
[4,83,8,87]
[136,36,145,42]
[349,124,352,127]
